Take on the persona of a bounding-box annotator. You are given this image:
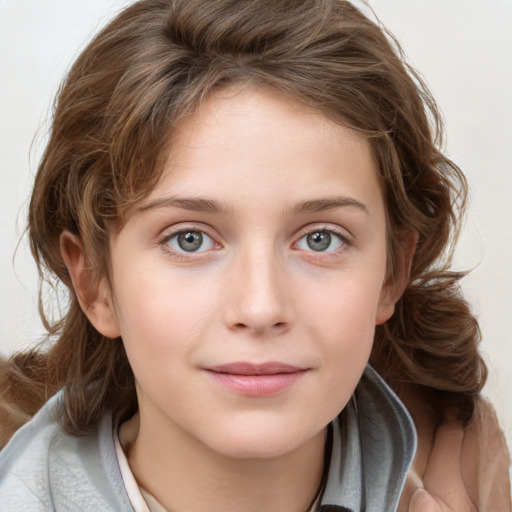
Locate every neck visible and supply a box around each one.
[124,410,327,512]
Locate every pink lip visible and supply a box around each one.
[204,362,308,397]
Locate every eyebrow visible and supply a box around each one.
[289,196,369,215]
[139,194,368,216]
[139,196,233,215]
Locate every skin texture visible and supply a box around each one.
[61,86,406,512]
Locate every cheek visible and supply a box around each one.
[111,268,220,366]
[303,270,385,330]
[301,272,383,376]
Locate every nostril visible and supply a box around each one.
[231,321,287,333]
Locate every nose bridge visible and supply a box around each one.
[226,239,290,334]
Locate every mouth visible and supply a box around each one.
[203,362,309,396]
[206,361,307,375]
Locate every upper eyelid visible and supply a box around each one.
[161,228,214,241]
[159,223,218,240]
[159,228,220,258]
[297,230,346,244]
[158,226,221,253]
[292,226,354,255]
[157,223,352,246]
[295,224,352,241]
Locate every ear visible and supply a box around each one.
[60,230,121,339]
[375,229,418,325]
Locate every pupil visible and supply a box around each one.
[307,231,331,251]
[178,231,203,252]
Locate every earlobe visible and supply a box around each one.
[59,230,121,339]
[375,294,396,326]
[375,229,418,326]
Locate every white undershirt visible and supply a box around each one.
[114,421,160,512]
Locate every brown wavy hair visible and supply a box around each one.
[0,0,486,445]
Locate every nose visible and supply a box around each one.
[223,246,292,337]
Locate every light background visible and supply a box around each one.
[1,0,511,454]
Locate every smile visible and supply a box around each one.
[203,362,309,397]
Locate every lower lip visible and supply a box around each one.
[204,370,307,397]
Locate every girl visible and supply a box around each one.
[0,0,509,510]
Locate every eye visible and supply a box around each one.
[165,230,216,253]
[295,230,345,252]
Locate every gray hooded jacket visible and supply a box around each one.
[0,365,416,511]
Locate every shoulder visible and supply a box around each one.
[459,399,511,511]
[0,393,133,511]
[401,397,511,512]
[0,392,62,510]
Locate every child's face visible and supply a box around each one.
[103,86,396,458]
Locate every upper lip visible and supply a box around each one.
[205,362,307,375]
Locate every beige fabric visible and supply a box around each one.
[400,399,511,512]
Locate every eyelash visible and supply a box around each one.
[158,227,219,260]
[158,225,352,260]
[293,226,352,255]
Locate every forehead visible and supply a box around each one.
[142,85,383,216]
[171,84,371,158]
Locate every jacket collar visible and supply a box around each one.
[22,365,415,511]
[320,365,417,511]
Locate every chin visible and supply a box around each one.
[212,435,303,460]
[200,417,325,460]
